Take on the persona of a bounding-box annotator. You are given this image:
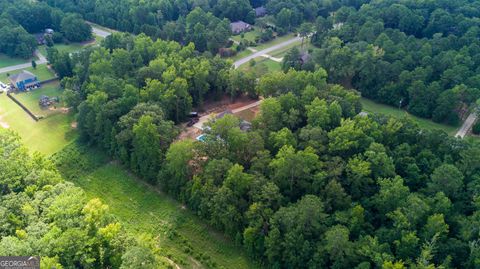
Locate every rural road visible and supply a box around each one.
[0,25,110,75]
[456,111,477,138]
[0,50,47,74]
[90,25,113,38]
[233,36,301,68]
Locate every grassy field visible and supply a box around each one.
[38,36,101,56]
[0,65,56,83]
[255,33,297,50]
[231,29,261,43]
[14,81,63,116]
[0,89,76,155]
[58,145,258,269]
[269,41,314,58]
[0,54,34,68]
[361,98,458,135]
[239,56,281,74]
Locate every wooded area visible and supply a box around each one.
[2,0,480,268]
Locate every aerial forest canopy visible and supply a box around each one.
[4,0,480,268]
[306,0,480,125]
[0,130,170,268]
[0,0,92,58]
[54,30,480,268]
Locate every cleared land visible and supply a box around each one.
[239,56,281,74]
[361,98,458,135]
[38,35,103,56]
[60,145,258,269]
[0,65,56,83]
[14,81,64,116]
[231,28,261,43]
[0,84,76,155]
[0,54,36,68]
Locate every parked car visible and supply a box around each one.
[188,112,199,118]
[187,117,199,127]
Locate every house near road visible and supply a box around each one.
[254,6,267,17]
[9,70,39,91]
[230,21,252,34]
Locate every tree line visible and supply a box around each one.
[0,0,92,58]
[57,31,480,268]
[284,0,480,125]
[0,130,171,268]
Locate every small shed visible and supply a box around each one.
[9,70,39,91]
[45,28,54,35]
[230,21,252,34]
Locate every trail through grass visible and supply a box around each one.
[55,145,259,269]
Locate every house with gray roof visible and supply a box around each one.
[9,70,39,91]
[230,21,252,34]
[254,6,267,17]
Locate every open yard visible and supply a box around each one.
[361,98,458,135]
[239,56,281,74]
[0,54,35,68]
[57,145,258,269]
[231,28,261,43]
[38,36,101,56]
[0,89,76,155]
[14,81,64,116]
[0,64,56,83]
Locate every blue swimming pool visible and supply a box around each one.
[196,134,207,142]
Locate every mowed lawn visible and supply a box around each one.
[0,53,34,68]
[0,65,56,83]
[361,97,458,135]
[38,36,101,56]
[0,92,76,155]
[239,56,281,74]
[68,149,258,269]
[231,28,261,43]
[14,81,63,116]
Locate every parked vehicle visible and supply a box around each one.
[187,117,199,127]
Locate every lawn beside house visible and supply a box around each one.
[14,81,63,116]
[0,92,76,155]
[0,54,36,68]
[0,65,56,83]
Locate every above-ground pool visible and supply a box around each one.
[196,134,207,142]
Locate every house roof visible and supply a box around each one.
[254,6,267,17]
[300,52,311,63]
[9,70,37,84]
[230,21,251,32]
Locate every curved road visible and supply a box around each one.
[456,111,477,138]
[0,50,47,74]
[233,36,301,68]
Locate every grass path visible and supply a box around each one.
[60,146,259,269]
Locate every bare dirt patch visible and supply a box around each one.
[0,115,9,129]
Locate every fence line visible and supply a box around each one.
[6,92,39,121]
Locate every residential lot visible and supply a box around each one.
[0,82,76,155]
[0,65,56,83]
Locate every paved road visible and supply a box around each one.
[0,50,47,74]
[456,110,477,138]
[233,36,301,68]
[91,25,113,38]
